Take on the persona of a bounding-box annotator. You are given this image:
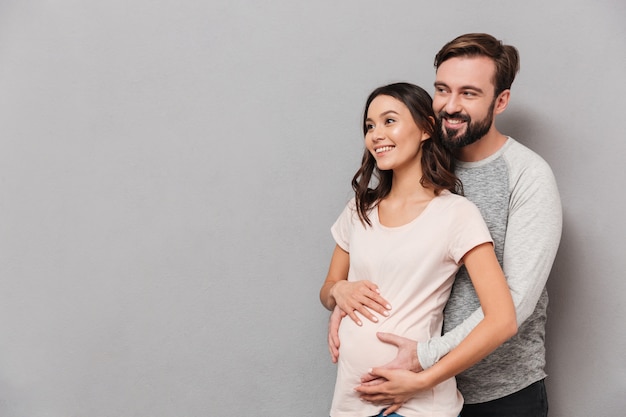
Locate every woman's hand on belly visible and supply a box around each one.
[330,280,391,326]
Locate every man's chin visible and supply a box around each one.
[442,133,464,146]
[441,134,466,150]
[443,125,465,138]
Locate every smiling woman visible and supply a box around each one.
[351,84,460,228]
[319,82,517,417]
[364,95,429,174]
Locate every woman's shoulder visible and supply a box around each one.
[435,189,470,204]
[434,190,481,214]
[337,197,369,223]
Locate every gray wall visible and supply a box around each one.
[0,1,624,416]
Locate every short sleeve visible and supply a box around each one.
[448,198,493,264]
[330,199,358,253]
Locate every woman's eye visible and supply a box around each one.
[365,123,374,130]
[386,118,395,124]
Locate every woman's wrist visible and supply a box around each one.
[329,280,343,303]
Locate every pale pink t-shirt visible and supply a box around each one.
[329,191,492,417]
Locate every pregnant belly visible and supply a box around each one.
[337,318,400,375]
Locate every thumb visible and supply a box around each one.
[376,332,402,347]
[367,366,393,380]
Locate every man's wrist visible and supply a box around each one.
[412,342,423,372]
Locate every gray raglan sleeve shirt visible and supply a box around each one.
[418,139,563,370]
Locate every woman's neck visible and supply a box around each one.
[387,165,434,201]
[378,167,436,227]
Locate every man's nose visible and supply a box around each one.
[444,94,462,114]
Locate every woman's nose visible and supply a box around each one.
[370,125,385,142]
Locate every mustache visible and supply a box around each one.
[438,111,470,123]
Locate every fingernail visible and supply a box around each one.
[383,310,389,317]
[357,320,362,326]
[385,304,391,309]
[372,316,378,322]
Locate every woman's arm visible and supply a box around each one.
[355,242,517,413]
[320,245,350,310]
[320,245,391,326]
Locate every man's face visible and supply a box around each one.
[432,56,498,149]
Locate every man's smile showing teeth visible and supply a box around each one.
[375,146,395,154]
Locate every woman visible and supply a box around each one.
[320,83,517,417]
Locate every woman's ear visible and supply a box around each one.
[421,116,436,141]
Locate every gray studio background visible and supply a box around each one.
[0,1,624,416]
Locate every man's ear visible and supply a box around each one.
[494,89,510,115]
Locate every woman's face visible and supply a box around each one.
[364,95,430,172]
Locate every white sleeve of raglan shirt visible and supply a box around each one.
[418,151,563,369]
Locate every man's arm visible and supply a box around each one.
[418,156,562,368]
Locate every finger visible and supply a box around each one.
[330,330,340,347]
[363,280,380,293]
[360,374,385,385]
[328,345,337,363]
[362,282,391,308]
[376,332,402,346]
[329,323,340,350]
[360,372,375,383]
[354,380,387,395]
[355,305,379,323]
[328,308,342,362]
[383,403,402,415]
[358,287,391,312]
[367,367,392,380]
[347,309,362,326]
[328,337,339,363]
[355,295,391,323]
[358,393,393,405]
[368,292,392,313]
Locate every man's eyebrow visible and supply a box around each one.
[434,81,484,94]
[460,85,485,94]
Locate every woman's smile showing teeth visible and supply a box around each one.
[375,145,395,154]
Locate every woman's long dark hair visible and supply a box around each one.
[352,82,462,226]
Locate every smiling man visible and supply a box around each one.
[329,33,563,417]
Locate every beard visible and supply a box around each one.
[437,99,495,150]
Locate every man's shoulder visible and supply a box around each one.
[502,138,555,178]
[502,138,561,207]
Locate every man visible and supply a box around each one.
[328,33,562,416]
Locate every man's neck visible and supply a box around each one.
[455,129,508,162]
